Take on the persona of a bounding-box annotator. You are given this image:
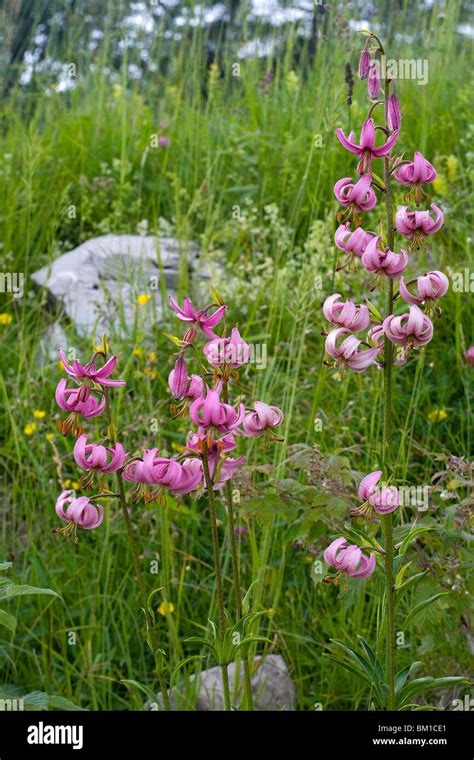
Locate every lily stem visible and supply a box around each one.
[382,72,396,712]
[221,377,254,710]
[106,388,171,711]
[202,438,231,711]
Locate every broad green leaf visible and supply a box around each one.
[0,609,16,633]
[44,694,87,711]
[397,525,434,558]
[397,570,427,593]
[0,584,60,602]
[395,661,422,695]
[404,592,449,627]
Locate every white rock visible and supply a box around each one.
[152,654,296,711]
[32,234,202,338]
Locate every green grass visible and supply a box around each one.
[0,0,472,710]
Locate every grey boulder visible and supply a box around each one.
[152,654,296,711]
[31,234,202,338]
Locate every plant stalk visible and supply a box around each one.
[382,70,396,712]
[106,388,171,710]
[222,378,254,710]
[201,438,232,711]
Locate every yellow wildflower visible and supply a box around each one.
[157,601,175,616]
[24,422,37,436]
[46,433,54,442]
[148,352,157,362]
[33,410,46,419]
[133,346,144,358]
[428,409,448,423]
[137,294,151,305]
[0,313,13,325]
[433,174,447,196]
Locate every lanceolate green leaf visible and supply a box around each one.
[0,584,60,602]
[404,592,449,627]
[0,608,17,633]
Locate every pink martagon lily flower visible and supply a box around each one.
[168,296,226,339]
[189,389,245,433]
[334,223,375,257]
[73,435,126,473]
[395,152,436,186]
[144,452,202,494]
[324,537,376,579]
[323,294,370,332]
[58,350,125,388]
[358,470,400,515]
[358,47,371,79]
[171,459,203,494]
[334,175,377,213]
[367,59,381,99]
[168,355,189,400]
[387,92,401,132]
[383,305,434,347]
[395,204,444,242]
[55,490,104,530]
[55,379,106,418]
[325,328,378,372]
[362,235,408,278]
[122,450,202,494]
[122,448,159,484]
[399,270,449,306]
[336,118,399,175]
[242,401,284,437]
[204,327,250,368]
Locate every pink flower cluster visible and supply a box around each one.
[327,59,447,373]
[53,297,284,537]
[324,468,400,581]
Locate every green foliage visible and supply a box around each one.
[0,1,471,710]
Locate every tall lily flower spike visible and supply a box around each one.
[323,294,370,332]
[358,470,400,515]
[334,175,377,216]
[325,328,378,372]
[58,350,125,388]
[395,204,444,248]
[324,537,376,579]
[383,305,434,347]
[399,271,449,306]
[73,435,126,473]
[55,490,104,540]
[362,235,408,278]
[336,118,399,175]
[242,402,284,437]
[169,296,226,339]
